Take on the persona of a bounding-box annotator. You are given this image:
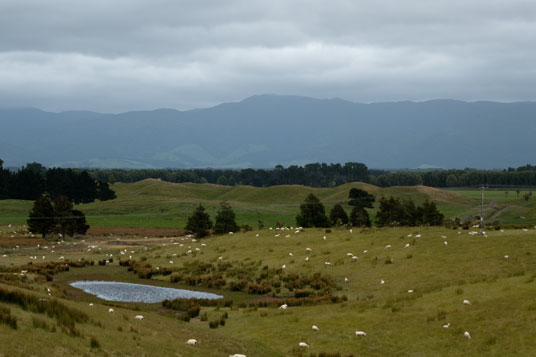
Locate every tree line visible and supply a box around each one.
[185,188,444,238]
[0,160,115,202]
[86,163,536,188]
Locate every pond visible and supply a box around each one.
[70,281,223,303]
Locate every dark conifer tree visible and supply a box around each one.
[329,203,349,226]
[296,193,330,228]
[185,204,213,238]
[214,201,239,234]
[27,194,55,239]
[350,205,371,227]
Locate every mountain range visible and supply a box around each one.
[1,95,535,169]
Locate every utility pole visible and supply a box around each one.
[480,186,485,235]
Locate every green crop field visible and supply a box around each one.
[4,180,535,230]
[0,225,535,356]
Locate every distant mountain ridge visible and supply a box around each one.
[1,95,535,169]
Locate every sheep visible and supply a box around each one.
[504,255,509,259]
[89,303,94,307]
[385,245,391,249]
[169,261,174,264]
[282,264,286,269]
[229,232,234,235]
[279,304,288,310]
[323,235,327,240]
[344,277,349,283]
[305,256,310,261]
[404,243,410,248]
[442,322,450,328]
[464,331,471,339]
[134,315,144,320]
[463,299,471,305]
[108,308,114,314]
[256,234,259,237]
[415,234,421,238]
[407,289,413,293]
[444,241,448,246]
[355,331,367,336]
[324,261,332,266]
[349,229,353,233]
[347,252,353,256]
[380,279,385,285]
[363,250,368,254]
[306,247,312,252]
[289,252,293,257]
[312,325,319,331]
[298,342,309,348]
[229,354,247,357]
[352,256,359,260]
[441,235,447,239]
[185,339,197,345]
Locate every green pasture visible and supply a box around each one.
[1,181,535,230]
[1,226,535,356]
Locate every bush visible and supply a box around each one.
[209,320,219,328]
[0,306,17,329]
[90,336,100,349]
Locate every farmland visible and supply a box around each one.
[0,181,535,356]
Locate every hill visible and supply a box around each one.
[1,96,536,169]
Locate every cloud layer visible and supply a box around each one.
[1,0,535,112]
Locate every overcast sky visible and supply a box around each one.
[1,0,535,112]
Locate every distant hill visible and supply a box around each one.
[1,95,535,169]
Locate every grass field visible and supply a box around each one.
[0,224,535,356]
[2,180,534,230]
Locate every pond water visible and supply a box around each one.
[70,281,223,303]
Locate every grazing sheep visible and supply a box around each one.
[306,247,312,252]
[282,264,286,269]
[323,236,327,240]
[305,256,310,261]
[349,229,353,233]
[355,331,367,336]
[229,354,246,357]
[134,315,144,320]
[464,331,471,339]
[352,256,358,260]
[404,243,410,248]
[408,289,413,293]
[108,308,114,314]
[443,322,450,328]
[344,277,349,283]
[256,234,259,237]
[444,241,448,246]
[463,299,471,305]
[363,250,368,254]
[380,279,385,285]
[279,304,288,310]
[229,232,234,235]
[289,253,293,257]
[324,261,332,266]
[415,234,421,238]
[504,255,509,259]
[347,252,353,256]
[185,339,197,345]
[385,245,391,249]
[169,261,174,264]
[312,325,319,331]
[298,342,309,348]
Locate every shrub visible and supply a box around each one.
[90,336,100,349]
[0,306,17,329]
[209,320,219,328]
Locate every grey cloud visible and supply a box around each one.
[0,0,535,112]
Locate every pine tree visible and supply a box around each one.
[185,204,213,238]
[329,203,349,226]
[348,188,375,208]
[349,205,371,227]
[53,195,74,239]
[214,201,239,234]
[65,210,90,237]
[27,194,55,238]
[296,193,330,228]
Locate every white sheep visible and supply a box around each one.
[443,322,450,328]
[323,235,326,240]
[463,299,471,305]
[363,250,368,254]
[312,325,319,331]
[282,264,286,269]
[408,289,413,293]
[344,277,349,283]
[504,255,509,259]
[289,252,293,257]
[134,315,144,320]
[89,303,94,307]
[185,339,197,345]
[305,256,309,261]
[306,247,312,252]
[444,241,448,246]
[380,279,385,285]
[355,331,367,336]
[298,342,309,348]
[108,308,114,314]
[352,256,358,260]
[279,304,288,310]
[464,331,471,339]
[404,243,410,248]
[229,354,247,357]
[385,245,391,249]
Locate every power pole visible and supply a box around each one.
[480,186,485,235]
